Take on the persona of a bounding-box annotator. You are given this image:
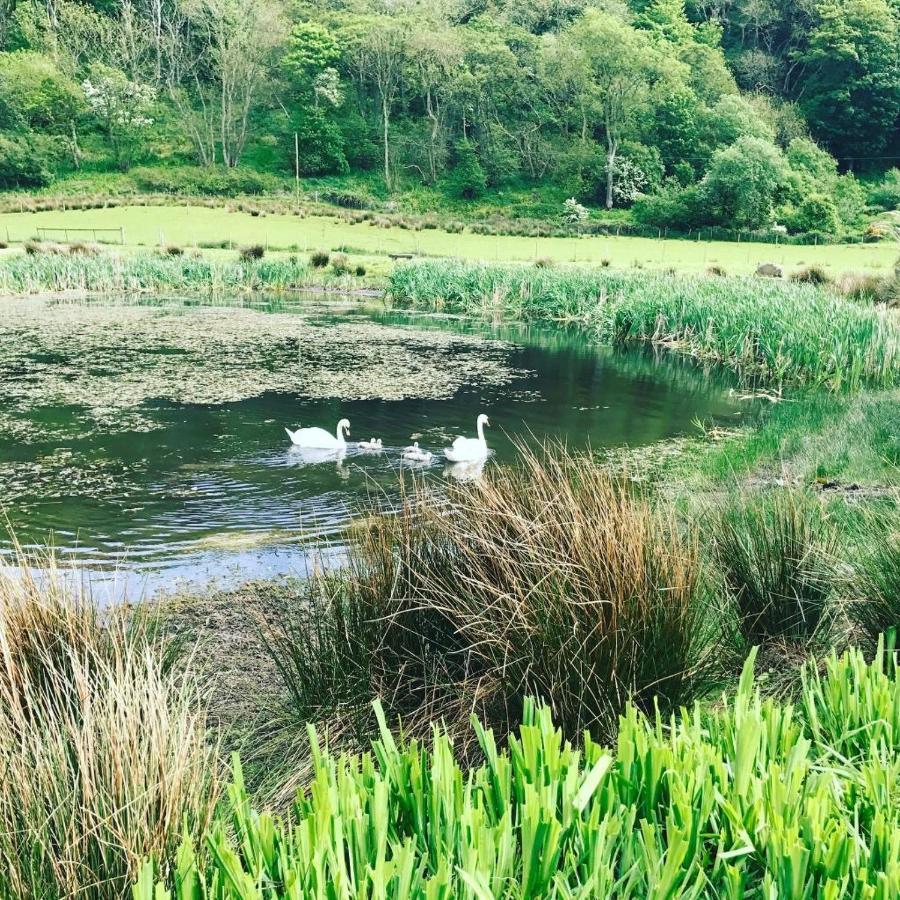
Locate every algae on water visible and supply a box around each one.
[0,297,530,443]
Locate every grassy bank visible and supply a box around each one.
[1,203,896,275]
[389,260,900,391]
[5,436,900,897]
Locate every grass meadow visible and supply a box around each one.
[0,204,896,274]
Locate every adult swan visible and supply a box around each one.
[285,418,350,450]
[444,414,491,462]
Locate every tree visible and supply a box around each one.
[82,63,155,169]
[447,138,486,198]
[163,0,285,167]
[347,16,410,190]
[798,0,900,159]
[701,136,789,228]
[568,11,658,208]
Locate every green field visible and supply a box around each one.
[1,204,895,274]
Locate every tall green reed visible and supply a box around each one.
[389,260,900,391]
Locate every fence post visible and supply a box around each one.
[120,227,125,245]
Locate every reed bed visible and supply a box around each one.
[141,642,900,898]
[0,251,318,295]
[388,260,900,390]
[0,553,220,900]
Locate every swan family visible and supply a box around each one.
[285,414,491,464]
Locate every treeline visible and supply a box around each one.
[0,0,898,237]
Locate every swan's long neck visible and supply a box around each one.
[477,417,486,444]
[336,423,347,443]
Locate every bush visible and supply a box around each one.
[784,192,841,236]
[131,166,282,197]
[164,244,184,256]
[713,490,837,645]
[330,252,351,275]
[869,168,900,211]
[790,265,831,285]
[310,250,330,268]
[0,134,53,189]
[632,184,706,231]
[239,244,265,261]
[706,265,727,277]
[354,264,366,277]
[446,138,486,200]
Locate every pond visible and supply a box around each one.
[0,295,746,596]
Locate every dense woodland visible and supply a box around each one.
[0,0,898,236]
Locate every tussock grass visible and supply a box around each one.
[389,260,900,390]
[0,552,220,900]
[141,643,900,898]
[712,489,838,647]
[255,445,723,804]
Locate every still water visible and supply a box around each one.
[0,295,744,595]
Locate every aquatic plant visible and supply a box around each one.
[388,260,900,390]
[0,550,220,900]
[0,251,312,295]
[139,643,900,898]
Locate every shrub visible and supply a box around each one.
[0,556,220,900]
[712,490,837,645]
[0,134,53,189]
[239,244,265,261]
[310,250,330,268]
[330,252,351,275]
[790,265,831,285]
[706,264,727,277]
[164,244,184,256]
[534,256,555,268]
[354,264,366,277]
[446,138,486,200]
[869,168,900,211]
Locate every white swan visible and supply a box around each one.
[444,414,491,462]
[402,441,433,463]
[285,418,350,449]
[359,437,383,451]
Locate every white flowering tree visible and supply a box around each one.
[82,64,155,170]
[563,197,589,229]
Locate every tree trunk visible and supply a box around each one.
[382,96,391,190]
[605,139,617,210]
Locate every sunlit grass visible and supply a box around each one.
[0,203,895,274]
[140,641,900,898]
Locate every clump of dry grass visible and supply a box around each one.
[0,550,220,900]
[259,444,723,801]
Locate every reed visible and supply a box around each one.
[0,251,315,295]
[0,551,220,900]
[388,260,900,390]
[140,644,900,898]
